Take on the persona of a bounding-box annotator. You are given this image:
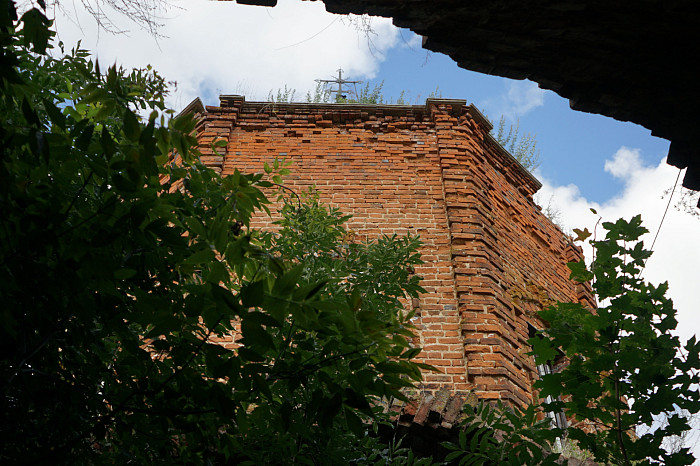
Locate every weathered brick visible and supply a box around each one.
[191,96,591,408]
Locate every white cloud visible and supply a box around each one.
[484,79,546,120]
[536,148,700,345]
[51,0,400,110]
[603,146,645,180]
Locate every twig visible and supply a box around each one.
[269,343,373,381]
[270,182,301,210]
[61,170,94,217]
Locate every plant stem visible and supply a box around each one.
[614,365,630,465]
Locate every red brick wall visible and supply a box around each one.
[191,96,592,407]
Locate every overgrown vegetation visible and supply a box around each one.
[533,192,565,230]
[269,81,442,105]
[493,115,541,172]
[0,4,427,462]
[442,401,563,465]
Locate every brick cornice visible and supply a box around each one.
[203,96,540,191]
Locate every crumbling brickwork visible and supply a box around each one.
[188,95,593,407]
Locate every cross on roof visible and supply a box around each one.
[315,68,361,102]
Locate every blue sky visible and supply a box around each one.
[51,1,699,453]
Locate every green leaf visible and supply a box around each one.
[74,124,95,151]
[252,374,273,400]
[241,280,266,308]
[458,430,467,450]
[114,268,137,280]
[206,260,228,284]
[272,264,303,297]
[240,319,275,351]
[42,98,66,130]
[567,259,593,282]
[245,310,281,328]
[344,407,364,435]
[237,347,265,362]
[100,127,116,159]
[20,8,52,53]
[183,247,215,266]
[401,347,422,360]
[123,109,141,142]
[299,280,327,300]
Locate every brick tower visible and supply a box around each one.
[184,95,593,408]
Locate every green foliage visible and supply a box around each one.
[442,401,563,465]
[336,82,442,105]
[305,81,333,103]
[295,82,442,105]
[494,116,541,172]
[351,433,436,465]
[267,188,425,319]
[343,80,386,104]
[268,84,296,103]
[0,4,428,463]
[532,215,700,465]
[304,80,388,104]
[230,189,428,463]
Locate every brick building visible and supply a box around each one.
[184,95,593,408]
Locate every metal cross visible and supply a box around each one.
[315,68,361,102]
